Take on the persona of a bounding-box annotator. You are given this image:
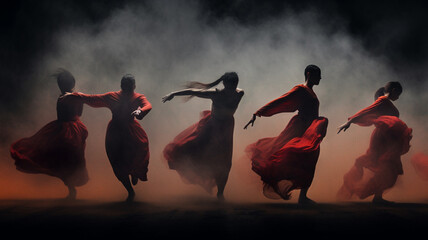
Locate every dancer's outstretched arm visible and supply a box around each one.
[244,85,303,130]
[337,96,388,134]
[162,89,217,103]
[63,92,114,108]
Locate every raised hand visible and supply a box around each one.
[162,93,174,103]
[337,122,351,134]
[244,114,257,129]
[131,109,141,117]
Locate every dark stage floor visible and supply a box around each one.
[1,199,428,239]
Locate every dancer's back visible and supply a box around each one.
[57,95,83,121]
[106,91,149,123]
[210,88,244,119]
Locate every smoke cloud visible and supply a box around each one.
[1,0,427,203]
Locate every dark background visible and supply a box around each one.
[1,0,427,142]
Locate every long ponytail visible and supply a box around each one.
[182,75,224,101]
[185,77,223,90]
[183,72,238,101]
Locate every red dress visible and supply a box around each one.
[163,89,244,193]
[73,91,151,181]
[246,84,328,199]
[337,96,412,200]
[10,95,89,187]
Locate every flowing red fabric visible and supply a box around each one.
[338,97,412,200]
[251,118,328,193]
[73,91,151,181]
[10,95,89,187]
[347,96,400,126]
[410,153,428,181]
[163,110,234,193]
[246,85,327,199]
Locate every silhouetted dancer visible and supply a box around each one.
[10,69,89,199]
[337,82,412,204]
[162,72,244,201]
[244,65,328,204]
[69,74,151,202]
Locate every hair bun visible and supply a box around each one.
[374,87,385,100]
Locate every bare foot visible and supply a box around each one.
[66,186,76,200]
[126,191,135,203]
[217,193,225,202]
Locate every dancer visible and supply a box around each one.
[10,69,89,199]
[162,72,244,201]
[337,82,412,204]
[69,74,151,202]
[244,65,328,204]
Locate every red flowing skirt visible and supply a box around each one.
[246,115,328,199]
[338,116,412,200]
[163,111,234,193]
[10,119,89,187]
[105,120,149,181]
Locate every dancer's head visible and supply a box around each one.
[121,74,136,93]
[304,65,321,86]
[54,68,75,94]
[220,72,239,89]
[375,81,402,101]
[185,72,239,90]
